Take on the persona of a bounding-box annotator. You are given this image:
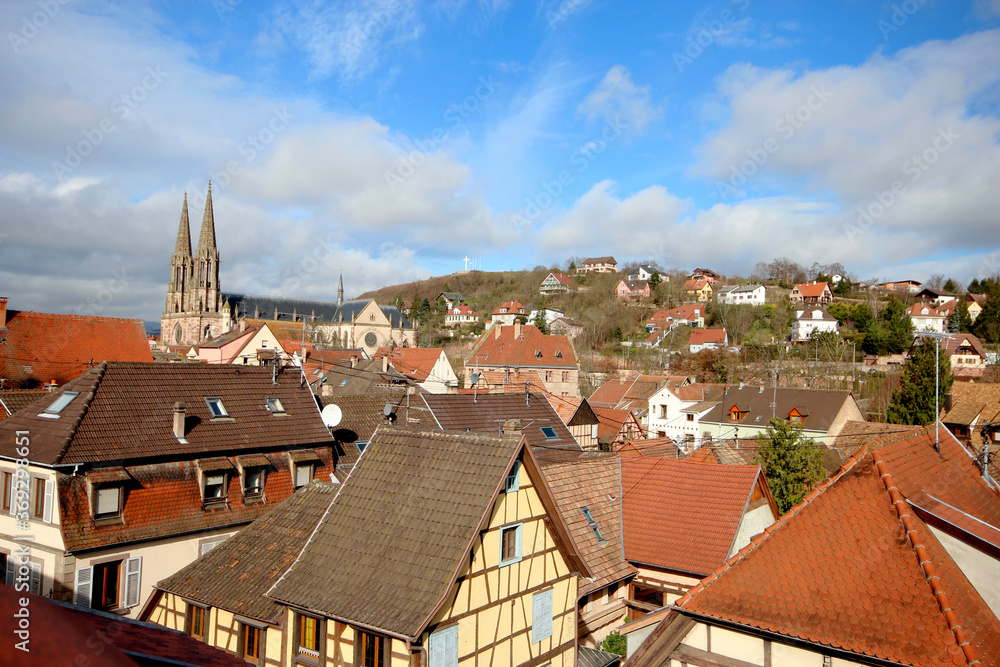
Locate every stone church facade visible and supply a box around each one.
[161,185,416,355]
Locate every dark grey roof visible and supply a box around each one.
[702,387,856,433]
[156,481,337,623]
[223,294,412,329]
[439,291,464,302]
[267,428,524,638]
[579,647,622,667]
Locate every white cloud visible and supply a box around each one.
[577,65,664,135]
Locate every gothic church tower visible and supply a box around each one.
[160,184,228,345]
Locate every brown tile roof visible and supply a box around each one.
[312,358,410,397]
[59,448,336,552]
[477,368,548,394]
[681,279,709,292]
[156,481,337,623]
[542,455,636,596]
[468,324,577,369]
[0,587,246,667]
[648,305,704,324]
[0,388,48,418]
[626,429,1000,666]
[588,375,666,410]
[622,458,767,576]
[593,407,638,443]
[702,386,857,433]
[420,393,580,453]
[582,256,617,265]
[688,328,726,345]
[373,347,447,383]
[941,333,988,358]
[322,394,436,453]
[616,437,680,458]
[830,420,923,464]
[268,428,588,639]
[0,362,334,466]
[0,309,152,387]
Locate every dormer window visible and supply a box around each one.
[244,467,265,498]
[730,406,747,423]
[40,391,79,418]
[204,397,228,418]
[204,474,227,503]
[94,485,123,520]
[265,397,285,414]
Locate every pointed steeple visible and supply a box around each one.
[174,193,192,257]
[338,269,344,305]
[196,181,217,254]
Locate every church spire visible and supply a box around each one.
[174,193,192,257]
[338,269,344,305]
[196,181,217,254]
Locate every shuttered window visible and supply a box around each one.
[124,557,141,608]
[429,625,458,667]
[532,589,553,643]
[74,566,92,607]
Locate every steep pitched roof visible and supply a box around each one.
[582,256,617,266]
[542,455,636,596]
[0,362,334,465]
[589,375,665,410]
[0,309,153,386]
[156,481,337,623]
[420,393,580,454]
[701,386,856,433]
[615,437,680,458]
[638,437,1000,667]
[622,458,767,576]
[267,428,587,639]
[373,346,447,383]
[468,324,577,369]
[593,407,638,443]
[792,281,830,297]
[830,420,923,465]
[0,388,48,419]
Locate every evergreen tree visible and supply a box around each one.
[753,418,825,514]
[950,300,973,334]
[861,300,912,355]
[943,278,958,293]
[886,338,953,426]
[533,309,548,334]
[972,296,1000,344]
[648,272,662,288]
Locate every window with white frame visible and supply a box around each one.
[204,397,228,418]
[504,460,520,493]
[243,467,265,498]
[204,474,227,503]
[94,485,123,520]
[31,477,54,523]
[499,524,522,567]
[294,463,314,488]
[40,391,79,417]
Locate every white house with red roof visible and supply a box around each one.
[907,301,948,333]
[374,346,458,394]
[489,299,529,325]
[444,304,478,326]
[647,382,725,446]
[689,328,728,353]
[789,281,833,304]
[540,272,576,294]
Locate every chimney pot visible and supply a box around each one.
[173,402,186,438]
[0,296,7,328]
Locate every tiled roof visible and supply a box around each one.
[59,449,336,552]
[0,388,48,419]
[907,302,945,317]
[622,458,766,576]
[546,272,576,288]
[583,256,617,265]
[421,393,580,453]
[311,358,410,397]
[449,304,477,316]
[225,295,413,329]
[490,299,527,315]
[681,279,709,292]
[689,328,726,345]
[701,386,856,433]
[156,481,337,623]
[589,375,665,410]
[542,454,636,596]
[373,346,446,382]
[648,305,703,323]
[322,394,436,449]
[615,437,680,458]
[0,362,335,465]
[268,428,585,639]
[655,438,1000,667]
[468,324,577,369]
[792,281,830,297]
[593,408,636,443]
[0,309,152,387]
[830,420,923,465]
[941,333,988,358]
[0,587,246,667]
[477,369,548,394]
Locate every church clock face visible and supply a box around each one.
[364,331,378,348]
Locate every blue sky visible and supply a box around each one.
[1,0,999,320]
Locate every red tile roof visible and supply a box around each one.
[548,272,576,288]
[373,346,446,382]
[622,458,768,576]
[615,437,680,458]
[793,281,830,298]
[0,587,246,667]
[490,299,527,315]
[681,279,709,292]
[589,375,665,410]
[0,309,152,387]
[468,324,577,369]
[648,305,703,326]
[0,362,335,466]
[593,407,637,443]
[655,432,1000,666]
[689,328,727,345]
[449,304,478,316]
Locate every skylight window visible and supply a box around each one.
[204,397,229,418]
[339,379,350,387]
[265,397,285,414]
[540,426,559,440]
[582,507,604,543]
[40,391,79,418]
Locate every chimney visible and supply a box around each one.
[495,325,502,340]
[514,321,522,339]
[944,392,953,413]
[172,402,186,438]
[350,356,358,369]
[0,296,7,328]
[382,355,389,373]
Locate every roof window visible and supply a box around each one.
[40,391,79,418]
[541,426,559,440]
[582,507,605,543]
[204,397,229,418]
[265,397,285,414]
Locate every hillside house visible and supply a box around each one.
[791,307,839,341]
[681,280,713,303]
[627,264,658,281]
[577,257,619,274]
[444,304,478,326]
[489,300,529,326]
[688,328,727,353]
[715,284,766,306]
[689,268,720,283]
[615,279,651,301]
[907,302,948,333]
[541,272,577,294]
[550,317,584,339]
[877,279,922,294]
[467,323,580,398]
[916,287,958,306]
[437,291,465,310]
[789,281,833,304]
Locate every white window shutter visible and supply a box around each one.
[429,625,458,667]
[532,589,553,643]
[5,557,14,586]
[74,566,92,607]
[29,562,42,595]
[6,473,14,516]
[42,479,54,524]
[515,524,523,560]
[124,557,142,608]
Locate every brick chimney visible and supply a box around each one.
[514,321,521,339]
[0,296,7,328]
[495,324,503,340]
[172,402,186,438]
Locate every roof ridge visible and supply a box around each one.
[8,310,147,324]
[871,449,980,665]
[54,362,106,464]
[673,446,868,610]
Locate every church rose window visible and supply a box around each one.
[364,332,378,348]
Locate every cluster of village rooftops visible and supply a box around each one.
[0,191,997,666]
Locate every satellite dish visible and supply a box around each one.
[321,404,343,428]
[383,403,394,417]
[470,372,480,386]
